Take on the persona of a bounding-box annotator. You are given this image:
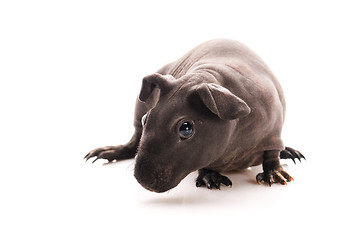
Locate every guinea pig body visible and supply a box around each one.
[85,39,305,193]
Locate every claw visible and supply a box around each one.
[293,151,303,163]
[267,179,272,187]
[84,154,93,162]
[256,169,293,186]
[223,177,232,187]
[275,172,287,185]
[84,150,98,161]
[92,157,100,164]
[84,152,93,161]
[281,147,306,164]
[84,144,136,163]
[196,169,232,190]
[256,173,264,185]
[84,146,113,162]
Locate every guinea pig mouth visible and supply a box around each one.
[136,177,176,193]
[134,156,185,193]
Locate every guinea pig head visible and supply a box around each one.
[134,73,251,192]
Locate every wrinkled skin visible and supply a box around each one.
[85,39,305,193]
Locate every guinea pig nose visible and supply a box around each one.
[134,162,172,193]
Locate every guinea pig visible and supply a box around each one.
[85,39,305,193]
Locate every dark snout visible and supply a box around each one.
[134,155,185,193]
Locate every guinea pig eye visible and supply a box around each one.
[141,113,147,126]
[179,121,194,139]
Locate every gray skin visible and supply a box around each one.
[85,39,305,193]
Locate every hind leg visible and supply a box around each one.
[84,99,148,163]
[256,150,294,186]
[280,146,305,163]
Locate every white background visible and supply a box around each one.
[1,0,360,239]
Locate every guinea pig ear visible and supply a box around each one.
[196,83,251,120]
[139,73,175,102]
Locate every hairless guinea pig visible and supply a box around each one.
[85,39,305,193]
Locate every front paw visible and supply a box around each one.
[84,145,135,163]
[84,146,118,163]
[256,169,294,186]
[196,169,232,190]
